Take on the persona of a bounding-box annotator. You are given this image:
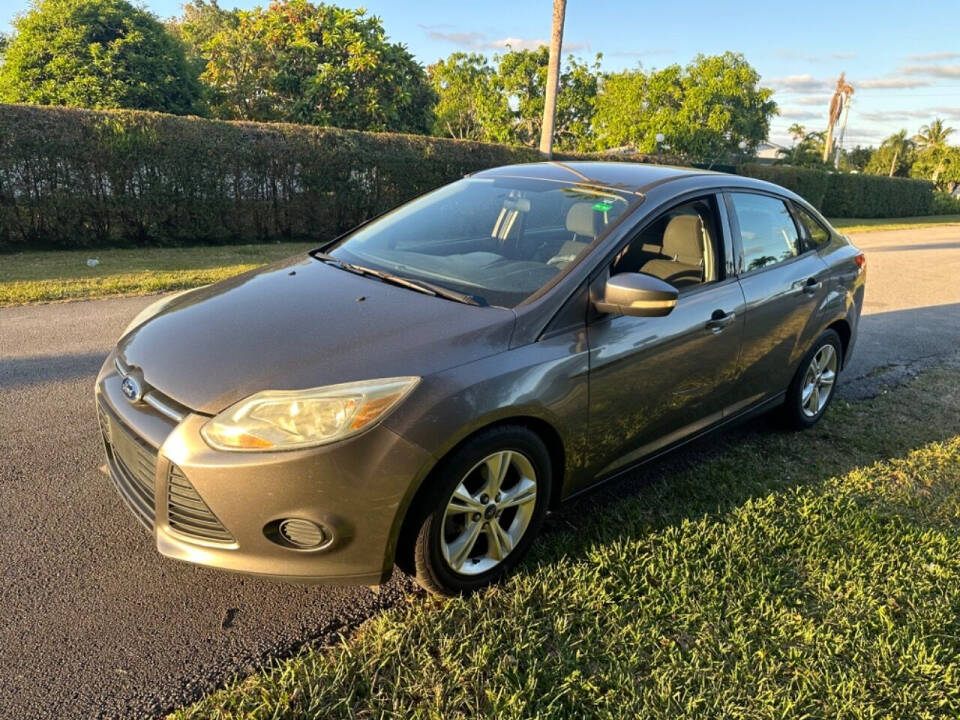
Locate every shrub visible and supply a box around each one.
[931,191,960,215]
[0,103,941,251]
[821,172,932,218]
[0,103,542,250]
[738,163,934,218]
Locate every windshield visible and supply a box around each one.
[325,177,634,307]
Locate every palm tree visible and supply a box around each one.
[788,123,806,142]
[538,0,566,157]
[914,118,955,185]
[881,130,911,177]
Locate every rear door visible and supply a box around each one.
[724,191,831,412]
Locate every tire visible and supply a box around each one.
[409,425,552,596]
[780,329,842,430]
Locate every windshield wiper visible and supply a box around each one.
[311,251,486,306]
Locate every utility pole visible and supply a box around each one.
[539,0,566,158]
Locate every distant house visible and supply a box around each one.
[753,141,786,164]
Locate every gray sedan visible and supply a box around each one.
[96,162,865,595]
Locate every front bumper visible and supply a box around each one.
[95,354,434,585]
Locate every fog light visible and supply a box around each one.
[275,518,330,550]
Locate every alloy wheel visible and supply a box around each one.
[801,344,838,418]
[440,450,538,575]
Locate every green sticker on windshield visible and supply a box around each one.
[592,201,613,212]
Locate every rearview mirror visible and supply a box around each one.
[594,272,678,317]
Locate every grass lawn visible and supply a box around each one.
[2,213,960,307]
[0,243,313,306]
[830,215,960,234]
[173,366,960,720]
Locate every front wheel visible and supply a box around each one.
[781,329,842,429]
[410,426,552,596]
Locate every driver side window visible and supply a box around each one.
[611,197,720,290]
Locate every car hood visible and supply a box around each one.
[118,255,516,414]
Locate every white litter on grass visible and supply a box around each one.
[86,258,100,267]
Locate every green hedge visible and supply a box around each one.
[738,163,934,218]
[0,103,546,250]
[931,191,960,215]
[0,103,940,250]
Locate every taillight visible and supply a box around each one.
[854,253,866,270]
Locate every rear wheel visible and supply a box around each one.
[781,329,842,429]
[410,426,551,596]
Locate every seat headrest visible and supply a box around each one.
[662,214,703,265]
[565,202,601,238]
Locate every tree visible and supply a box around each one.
[913,118,955,186]
[427,53,511,142]
[0,0,202,114]
[178,0,435,133]
[429,47,599,150]
[866,130,913,177]
[593,52,776,162]
[495,47,599,151]
[843,145,873,173]
[777,125,827,167]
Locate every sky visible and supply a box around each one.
[3,0,960,148]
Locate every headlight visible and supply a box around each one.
[122,288,199,337]
[201,377,420,452]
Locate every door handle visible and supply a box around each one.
[799,277,822,295]
[705,309,736,333]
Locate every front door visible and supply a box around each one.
[584,195,745,484]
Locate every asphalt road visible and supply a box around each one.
[2,225,959,719]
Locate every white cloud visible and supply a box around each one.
[901,64,960,78]
[858,76,931,89]
[423,28,586,53]
[904,52,960,61]
[425,30,486,47]
[777,50,857,62]
[860,107,960,122]
[793,95,831,106]
[767,74,830,93]
[487,37,549,51]
[779,109,822,121]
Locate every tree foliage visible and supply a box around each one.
[427,52,511,143]
[865,130,915,178]
[593,52,776,162]
[175,0,435,133]
[0,0,202,114]
[428,47,599,151]
[777,124,828,168]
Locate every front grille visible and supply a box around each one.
[99,402,158,531]
[167,465,234,544]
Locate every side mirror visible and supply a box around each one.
[594,272,678,317]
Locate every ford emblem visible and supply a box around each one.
[120,375,142,402]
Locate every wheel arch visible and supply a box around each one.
[826,318,852,368]
[391,415,566,574]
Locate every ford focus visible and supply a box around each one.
[95,162,865,595]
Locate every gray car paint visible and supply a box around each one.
[101,162,865,583]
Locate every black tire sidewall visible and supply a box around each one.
[416,426,552,594]
[785,329,842,428]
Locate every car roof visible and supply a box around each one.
[472,161,721,194]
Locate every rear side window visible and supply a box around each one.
[730,193,800,272]
[793,204,831,250]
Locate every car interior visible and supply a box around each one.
[611,199,719,288]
